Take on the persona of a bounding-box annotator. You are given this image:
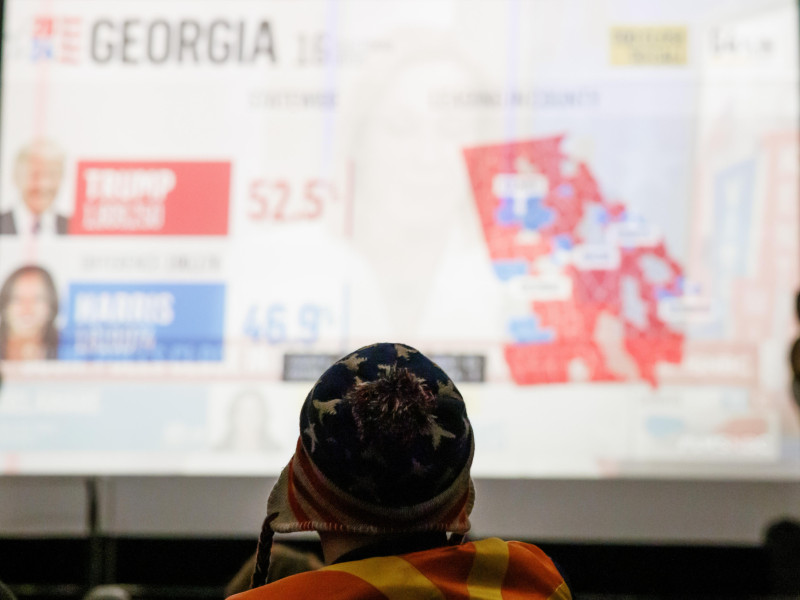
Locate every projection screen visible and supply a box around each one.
[0,0,798,483]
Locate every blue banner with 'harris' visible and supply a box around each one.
[59,283,226,361]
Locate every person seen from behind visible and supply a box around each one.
[228,342,571,599]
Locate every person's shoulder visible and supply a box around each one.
[450,538,557,568]
[440,538,570,599]
[55,213,70,234]
[226,569,383,600]
[0,211,15,234]
[505,539,555,558]
[502,539,572,598]
[504,539,560,566]
[395,537,559,572]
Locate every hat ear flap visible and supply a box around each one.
[251,512,278,588]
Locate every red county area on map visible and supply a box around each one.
[463,136,685,386]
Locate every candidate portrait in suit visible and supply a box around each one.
[0,139,70,235]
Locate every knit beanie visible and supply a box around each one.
[251,342,475,587]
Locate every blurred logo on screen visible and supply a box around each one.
[609,25,688,66]
[30,15,83,64]
[20,16,276,66]
[71,161,230,235]
[709,25,776,65]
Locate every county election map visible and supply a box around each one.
[465,136,685,386]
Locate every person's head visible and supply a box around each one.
[0,265,58,345]
[13,139,65,216]
[251,342,474,587]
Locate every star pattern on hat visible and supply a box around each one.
[411,459,431,476]
[437,379,459,399]
[313,398,341,421]
[394,344,417,360]
[425,416,456,450]
[304,423,318,453]
[339,353,367,372]
[283,342,474,516]
[405,371,428,387]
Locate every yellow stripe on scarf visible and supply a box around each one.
[549,581,573,600]
[323,538,518,600]
[467,538,510,600]
[324,555,445,600]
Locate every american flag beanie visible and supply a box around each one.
[251,342,475,587]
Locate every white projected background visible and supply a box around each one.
[0,0,798,483]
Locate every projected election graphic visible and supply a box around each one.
[60,283,226,361]
[71,161,230,235]
[464,137,685,386]
[0,0,797,477]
